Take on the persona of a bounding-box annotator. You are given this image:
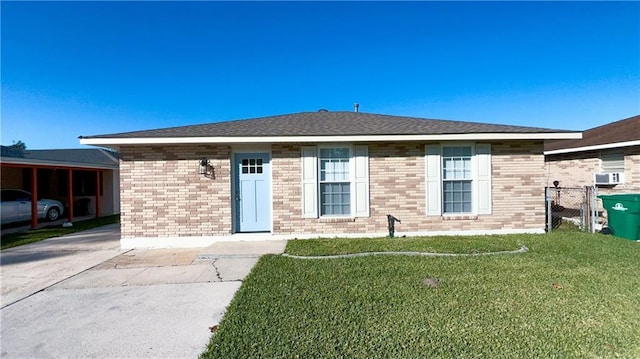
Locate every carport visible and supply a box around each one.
[0,147,120,229]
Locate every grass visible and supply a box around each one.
[201,231,640,358]
[285,235,525,256]
[1,215,120,250]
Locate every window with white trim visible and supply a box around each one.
[442,146,473,213]
[319,148,351,215]
[426,143,492,216]
[301,145,369,218]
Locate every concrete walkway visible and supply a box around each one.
[1,225,286,358]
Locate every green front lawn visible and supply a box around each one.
[1,215,120,250]
[202,232,640,358]
[285,235,525,256]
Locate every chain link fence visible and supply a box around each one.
[545,186,595,232]
[546,185,640,233]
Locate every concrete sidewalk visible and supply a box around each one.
[1,225,287,358]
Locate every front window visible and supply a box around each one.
[319,148,351,215]
[442,146,472,213]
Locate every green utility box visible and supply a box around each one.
[598,194,640,241]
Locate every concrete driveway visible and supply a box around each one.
[1,223,125,308]
[0,224,286,358]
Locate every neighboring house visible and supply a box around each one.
[0,147,120,227]
[80,111,580,249]
[544,115,640,191]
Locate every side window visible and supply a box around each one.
[426,143,492,216]
[2,190,30,202]
[600,153,624,173]
[301,145,369,218]
[17,191,30,201]
[442,146,473,214]
[319,148,351,216]
[2,190,17,202]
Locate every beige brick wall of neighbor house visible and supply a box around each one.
[272,141,546,236]
[545,146,640,190]
[545,150,602,188]
[119,145,232,239]
[627,150,640,186]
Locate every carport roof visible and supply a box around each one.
[0,147,119,170]
[79,111,581,146]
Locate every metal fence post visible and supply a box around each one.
[546,187,552,232]
[580,186,586,231]
[591,186,598,233]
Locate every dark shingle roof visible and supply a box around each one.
[81,111,571,139]
[1,147,119,168]
[544,115,640,152]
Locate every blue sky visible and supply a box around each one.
[2,1,639,149]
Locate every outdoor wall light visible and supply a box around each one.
[199,158,214,178]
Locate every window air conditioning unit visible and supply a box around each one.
[594,172,624,185]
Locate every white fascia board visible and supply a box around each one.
[80,132,581,146]
[544,140,640,155]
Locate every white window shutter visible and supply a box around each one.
[301,146,318,218]
[353,145,370,217]
[425,144,442,216]
[476,143,492,215]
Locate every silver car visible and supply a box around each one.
[1,189,65,225]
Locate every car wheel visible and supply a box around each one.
[46,207,60,222]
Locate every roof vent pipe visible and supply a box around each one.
[354,103,359,112]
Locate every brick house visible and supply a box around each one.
[80,111,579,248]
[544,115,640,191]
